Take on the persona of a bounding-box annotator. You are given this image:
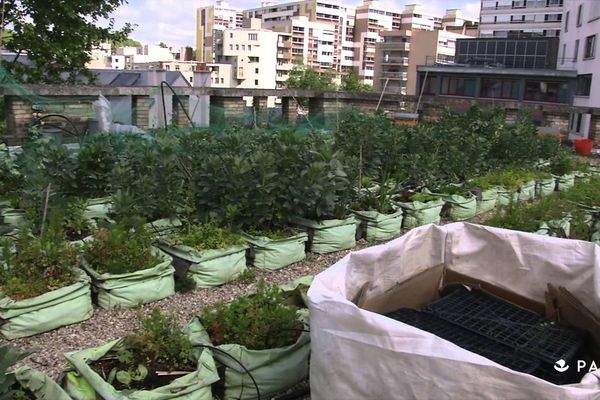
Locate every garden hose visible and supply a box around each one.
[196,344,261,400]
[37,114,80,136]
[160,80,194,133]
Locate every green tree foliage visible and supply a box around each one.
[285,64,336,91]
[339,70,372,92]
[112,37,142,48]
[1,0,132,83]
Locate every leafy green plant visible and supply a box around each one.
[75,135,119,198]
[168,223,244,251]
[0,218,78,300]
[0,344,33,400]
[235,268,257,285]
[200,281,301,350]
[83,224,160,274]
[0,144,20,198]
[409,193,439,203]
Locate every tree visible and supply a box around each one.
[1,0,132,83]
[112,37,142,48]
[340,70,372,92]
[158,42,168,49]
[285,64,336,91]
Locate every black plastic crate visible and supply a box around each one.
[385,308,541,374]
[424,287,587,364]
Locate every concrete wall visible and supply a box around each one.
[2,85,598,146]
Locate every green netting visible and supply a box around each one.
[352,209,403,241]
[157,242,248,288]
[81,250,175,309]
[243,232,308,270]
[0,269,93,339]
[535,178,555,198]
[290,216,357,254]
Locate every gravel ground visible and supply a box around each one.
[11,240,371,380]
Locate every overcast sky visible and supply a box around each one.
[110,0,480,48]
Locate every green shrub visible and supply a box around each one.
[200,281,301,350]
[0,220,78,300]
[409,192,439,203]
[83,224,160,274]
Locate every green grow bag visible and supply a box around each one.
[518,180,536,202]
[14,366,72,400]
[291,216,357,254]
[574,171,592,184]
[0,270,93,339]
[442,194,476,221]
[243,232,308,270]
[81,250,175,309]
[279,275,314,308]
[83,198,112,222]
[475,188,498,215]
[63,335,219,400]
[1,208,26,228]
[536,218,571,238]
[592,230,600,245]
[590,165,600,176]
[554,174,575,191]
[535,178,555,198]
[157,242,248,288]
[352,209,403,241]
[145,218,182,239]
[397,199,445,229]
[496,187,519,207]
[187,312,310,400]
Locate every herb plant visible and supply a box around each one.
[83,224,160,275]
[200,281,301,350]
[168,223,244,251]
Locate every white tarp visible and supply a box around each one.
[308,222,600,400]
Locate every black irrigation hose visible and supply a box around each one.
[272,385,310,400]
[38,114,80,136]
[196,344,261,400]
[160,80,194,133]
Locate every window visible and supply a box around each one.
[574,39,579,60]
[584,35,596,58]
[175,65,180,71]
[440,77,477,97]
[419,75,437,95]
[577,4,583,26]
[565,10,569,32]
[242,45,245,51]
[561,43,566,64]
[248,33,258,41]
[524,80,569,103]
[255,68,259,73]
[248,45,252,51]
[576,74,592,96]
[236,44,239,50]
[220,78,224,83]
[230,33,233,38]
[254,79,259,85]
[480,78,520,99]
[230,44,233,50]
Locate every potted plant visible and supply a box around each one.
[81,223,175,309]
[351,180,403,241]
[428,184,477,221]
[64,308,219,400]
[484,168,534,206]
[242,227,308,271]
[469,175,499,215]
[157,222,248,288]
[550,153,578,191]
[191,281,310,400]
[0,224,93,339]
[395,192,445,229]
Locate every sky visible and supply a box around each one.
[109,0,481,48]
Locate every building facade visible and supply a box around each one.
[196,0,243,62]
[373,29,471,95]
[479,0,565,38]
[558,0,600,139]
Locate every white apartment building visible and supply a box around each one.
[244,0,356,78]
[401,4,443,31]
[196,0,243,62]
[558,0,600,139]
[479,0,565,38]
[87,43,112,69]
[213,19,293,89]
[109,45,176,70]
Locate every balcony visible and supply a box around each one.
[481,0,563,10]
[381,56,409,65]
[380,71,408,80]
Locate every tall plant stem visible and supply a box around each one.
[40,183,52,238]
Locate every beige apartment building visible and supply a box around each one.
[479,0,564,38]
[243,0,356,78]
[196,0,243,62]
[210,19,293,89]
[373,29,472,95]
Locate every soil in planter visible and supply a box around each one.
[91,357,192,391]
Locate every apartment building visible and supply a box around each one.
[196,0,243,62]
[373,29,471,95]
[442,9,479,36]
[479,0,565,38]
[109,45,176,70]
[558,0,600,139]
[244,0,356,78]
[212,19,293,89]
[354,0,403,84]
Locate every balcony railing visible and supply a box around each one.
[381,72,408,80]
[481,1,563,10]
[381,57,409,65]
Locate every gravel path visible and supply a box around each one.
[11,240,371,380]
